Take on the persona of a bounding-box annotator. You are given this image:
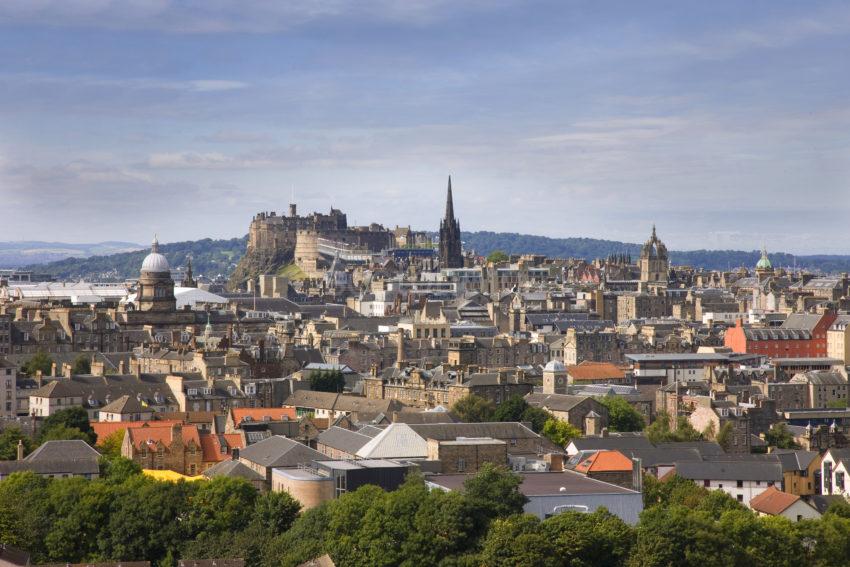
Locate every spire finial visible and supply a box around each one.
[152,234,159,254]
[651,224,656,240]
[445,175,455,220]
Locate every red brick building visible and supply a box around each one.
[725,312,837,359]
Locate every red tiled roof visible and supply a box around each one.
[91,420,180,445]
[574,450,633,473]
[126,424,201,451]
[230,407,297,427]
[749,486,800,515]
[199,433,245,463]
[566,361,626,381]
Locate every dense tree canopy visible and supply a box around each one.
[5,457,850,567]
[39,407,96,444]
[598,396,646,432]
[22,351,53,377]
[644,411,702,444]
[309,370,346,393]
[71,354,92,375]
[450,394,496,423]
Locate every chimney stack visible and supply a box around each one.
[16,439,24,461]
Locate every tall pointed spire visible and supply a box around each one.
[445,175,455,220]
[439,175,463,269]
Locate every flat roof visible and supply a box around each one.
[427,470,638,496]
[272,468,328,481]
[770,358,843,366]
[626,353,758,363]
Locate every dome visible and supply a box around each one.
[141,236,170,273]
[756,246,772,271]
[544,360,566,372]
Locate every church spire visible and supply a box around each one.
[445,176,455,220]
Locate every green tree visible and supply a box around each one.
[521,405,553,433]
[629,505,735,567]
[463,463,528,527]
[644,411,702,444]
[0,426,34,460]
[40,406,96,444]
[493,395,529,422]
[99,456,142,483]
[39,424,93,443]
[715,422,735,452]
[480,514,558,567]
[22,351,53,376]
[186,477,258,537]
[253,491,302,535]
[598,395,645,432]
[486,250,510,264]
[0,472,52,561]
[541,418,582,446]
[101,475,197,563]
[765,423,798,449]
[309,369,346,393]
[451,394,496,423]
[98,429,126,459]
[44,477,112,563]
[71,354,92,375]
[264,505,331,567]
[543,508,635,567]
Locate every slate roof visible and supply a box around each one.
[569,434,654,453]
[0,440,101,477]
[675,459,782,481]
[203,459,264,482]
[317,426,373,455]
[525,392,591,412]
[774,450,819,473]
[238,435,324,468]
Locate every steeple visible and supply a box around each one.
[439,175,463,269]
[445,176,455,220]
[151,234,159,254]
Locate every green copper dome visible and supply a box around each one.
[756,246,772,270]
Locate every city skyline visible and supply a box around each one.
[2,1,850,253]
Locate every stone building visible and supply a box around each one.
[363,365,533,409]
[438,176,463,269]
[560,328,621,365]
[426,437,507,474]
[639,226,669,285]
[122,423,204,476]
[617,293,669,324]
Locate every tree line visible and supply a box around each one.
[6,459,850,567]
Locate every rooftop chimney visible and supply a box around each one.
[17,439,24,461]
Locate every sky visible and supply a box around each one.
[1,1,849,254]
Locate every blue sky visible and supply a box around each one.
[1,1,849,253]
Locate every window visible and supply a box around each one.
[737,480,744,488]
[737,494,744,503]
[703,479,710,487]
[457,458,466,472]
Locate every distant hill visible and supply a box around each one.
[19,231,850,280]
[459,231,850,273]
[23,237,247,281]
[0,241,143,268]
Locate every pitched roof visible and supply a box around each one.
[317,426,373,455]
[566,361,626,382]
[525,392,591,412]
[99,394,149,414]
[675,459,782,482]
[749,486,802,515]
[356,423,429,459]
[126,424,201,451]
[199,433,244,463]
[231,407,297,427]
[26,439,100,462]
[238,435,324,468]
[91,420,181,445]
[203,459,264,482]
[574,450,634,473]
[0,440,101,477]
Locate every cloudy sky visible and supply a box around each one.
[1,1,849,253]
